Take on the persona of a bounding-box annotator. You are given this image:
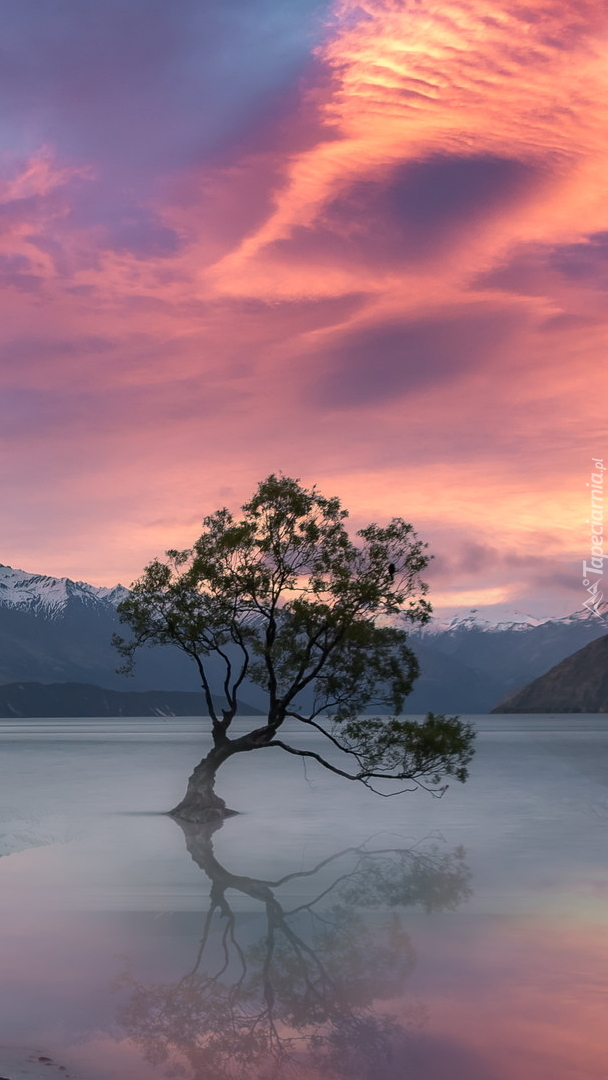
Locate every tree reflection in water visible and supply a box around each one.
[115,822,471,1079]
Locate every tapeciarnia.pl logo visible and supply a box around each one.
[582,458,605,618]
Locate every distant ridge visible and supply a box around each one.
[0,681,263,718]
[491,635,608,713]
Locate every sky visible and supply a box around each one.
[1,0,607,620]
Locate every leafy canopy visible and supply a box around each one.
[114,475,475,795]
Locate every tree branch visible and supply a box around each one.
[284,711,364,759]
[190,651,221,731]
[266,740,442,797]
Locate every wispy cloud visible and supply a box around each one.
[1,0,606,615]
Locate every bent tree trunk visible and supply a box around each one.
[169,746,238,823]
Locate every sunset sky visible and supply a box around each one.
[1,0,607,619]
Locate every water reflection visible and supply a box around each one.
[115,822,471,1079]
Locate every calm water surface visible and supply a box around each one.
[0,715,607,1079]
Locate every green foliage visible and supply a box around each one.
[342,712,476,792]
[113,474,475,797]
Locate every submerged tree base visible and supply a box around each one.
[168,804,240,823]
[167,755,241,823]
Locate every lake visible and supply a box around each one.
[0,715,607,1079]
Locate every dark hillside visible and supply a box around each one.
[492,635,608,713]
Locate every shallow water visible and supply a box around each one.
[1,715,607,1079]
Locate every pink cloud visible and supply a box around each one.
[1,2,608,618]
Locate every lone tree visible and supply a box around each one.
[114,475,474,822]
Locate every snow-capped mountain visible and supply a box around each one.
[0,564,267,714]
[0,562,261,704]
[419,605,608,635]
[0,564,128,618]
[421,609,544,634]
[0,562,172,694]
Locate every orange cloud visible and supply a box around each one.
[2,1,607,618]
[213,0,608,295]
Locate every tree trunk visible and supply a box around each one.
[169,747,238,823]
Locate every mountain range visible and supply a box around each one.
[1,563,607,714]
[406,604,608,711]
